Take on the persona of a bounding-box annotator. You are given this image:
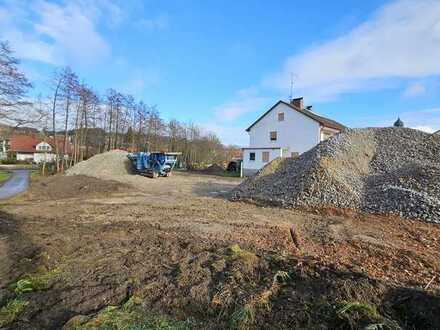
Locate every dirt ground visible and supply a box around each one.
[1,172,439,329]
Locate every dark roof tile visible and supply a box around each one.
[246,100,346,132]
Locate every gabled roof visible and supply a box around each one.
[10,134,73,154]
[10,135,40,153]
[245,100,346,132]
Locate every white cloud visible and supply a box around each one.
[136,14,169,31]
[0,0,124,67]
[412,125,436,133]
[360,107,440,132]
[402,82,426,98]
[212,87,270,122]
[267,0,440,101]
[206,87,272,145]
[33,1,110,66]
[119,68,162,96]
[201,123,248,147]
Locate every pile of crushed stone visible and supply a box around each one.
[232,128,440,223]
[66,150,131,180]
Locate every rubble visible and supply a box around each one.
[232,127,440,223]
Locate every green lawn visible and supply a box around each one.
[0,171,11,184]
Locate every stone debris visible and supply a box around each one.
[232,127,440,223]
[66,150,131,180]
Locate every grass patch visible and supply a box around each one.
[229,269,291,329]
[337,301,381,320]
[226,244,260,277]
[68,297,196,330]
[0,170,11,184]
[0,298,28,327]
[230,304,255,330]
[10,267,61,294]
[334,301,401,329]
[227,244,258,263]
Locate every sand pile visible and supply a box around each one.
[232,128,440,223]
[66,150,131,180]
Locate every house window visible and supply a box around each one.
[249,152,255,161]
[322,131,334,141]
[278,112,284,121]
[262,151,270,162]
[270,131,277,141]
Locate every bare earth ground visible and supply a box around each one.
[1,172,439,329]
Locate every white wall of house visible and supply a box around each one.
[242,148,282,176]
[248,102,321,154]
[16,153,34,161]
[33,152,56,163]
[242,102,321,176]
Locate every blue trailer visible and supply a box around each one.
[127,152,181,178]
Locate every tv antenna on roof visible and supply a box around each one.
[289,73,296,101]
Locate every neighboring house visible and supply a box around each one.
[9,135,72,163]
[0,138,10,160]
[242,97,345,176]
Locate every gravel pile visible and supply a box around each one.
[66,150,131,180]
[232,128,440,223]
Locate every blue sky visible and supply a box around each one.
[1,0,440,145]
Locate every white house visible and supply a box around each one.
[10,134,72,163]
[242,98,345,176]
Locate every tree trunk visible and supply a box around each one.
[51,80,61,172]
[62,94,70,172]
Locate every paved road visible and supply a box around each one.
[0,170,30,200]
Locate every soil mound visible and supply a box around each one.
[202,164,225,174]
[66,150,131,180]
[232,127,440,223]
[27,175,129,200]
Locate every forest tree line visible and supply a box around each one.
[0,40,239,172]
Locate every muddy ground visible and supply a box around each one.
[0,172,439,329]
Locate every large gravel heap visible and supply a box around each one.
[232,128,440,223]
[66,150,131,180]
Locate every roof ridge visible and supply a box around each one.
[246,100,346,132]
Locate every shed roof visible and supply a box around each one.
[245,100,346,132]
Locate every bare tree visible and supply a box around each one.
[0,41,33,126]
[49,71,65,172]
[59,67,79,171]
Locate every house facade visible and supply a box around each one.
[0,138,9,160]
[9,134,72,163]
[242,98,345,176]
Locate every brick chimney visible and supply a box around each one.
[290,97,304,109]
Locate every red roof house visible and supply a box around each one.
[10,134,73,162]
